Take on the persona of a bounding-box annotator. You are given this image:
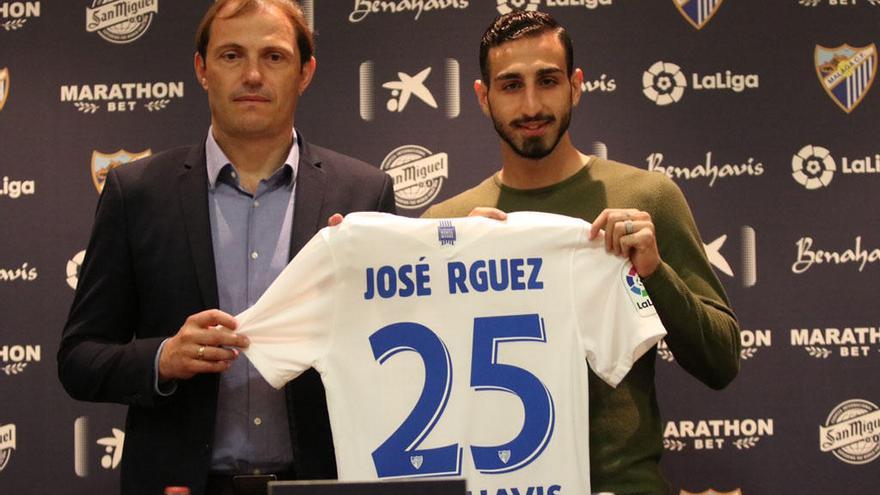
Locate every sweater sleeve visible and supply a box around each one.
[640,177,741,390]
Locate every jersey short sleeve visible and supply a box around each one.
[237,230,337,389]
[572,228,666,387]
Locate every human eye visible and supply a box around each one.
[501,80,522,91]
[220,50,239,62]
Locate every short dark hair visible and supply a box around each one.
[195,0,314,67]
[479,11,573,86]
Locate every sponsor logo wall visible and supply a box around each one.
[0,2,877,494]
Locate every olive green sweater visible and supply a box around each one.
[423,158,740,495]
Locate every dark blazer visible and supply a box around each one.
[58,137,397,495]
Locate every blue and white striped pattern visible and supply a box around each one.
[845,52,875,110]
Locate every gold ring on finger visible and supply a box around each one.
[197,345,206,360]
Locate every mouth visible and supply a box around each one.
[234,94,271,103]
[513,118,554,137]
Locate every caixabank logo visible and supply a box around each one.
[820,399,880,465]
[704,226,757,288]
[0,67,9,112]
[674,0,725,30]
[0,423,15,473]
[0,1,39,32]
[643,61,759,106]
[790,325,880,359]
[85,0,158,44]
[359,59,459,121]
[815,44,877,113]
[658,329,770,363]
[61,80,184,114]
[349,0,468,23]
[74,417,125,477]
[496,0,612,16]
[380,145,448,210]
[0,344,40,377]
[646,151,764,187]
[91,149,151,193]
[664,417,774,452]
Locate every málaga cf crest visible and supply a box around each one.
[674,0,725,30]
[815,44,877,113]
[0,68,9,113]
[91,149,152,193]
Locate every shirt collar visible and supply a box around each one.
[205,127,300,190]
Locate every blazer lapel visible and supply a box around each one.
[290,137,327,259]
[178,143,219,309]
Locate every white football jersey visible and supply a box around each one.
[237,212,666,495]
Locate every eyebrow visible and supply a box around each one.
[494,66,564,82]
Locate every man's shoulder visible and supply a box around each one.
[112,144,196,183]
[422,175,499,218]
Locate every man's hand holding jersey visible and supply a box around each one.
[158,309,249,382]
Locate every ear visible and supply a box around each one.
[474,79,490,117]
[297,56,317,96]
[194,52,208,90]
[571,68,584,108]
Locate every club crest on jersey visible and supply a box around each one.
[0,68,9,113]
[623,265,656,316]
[410,455,423,470]
[674,0,724,30]
[498,449,511,464]
[438,220,456,246]
[815,44,877,113]
[91,149,152,193]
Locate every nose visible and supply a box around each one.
[521,84,542,116]
[242,58,263,87]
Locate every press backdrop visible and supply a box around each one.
[1,1,879,494]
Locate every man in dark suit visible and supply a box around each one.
[57,1,396,494]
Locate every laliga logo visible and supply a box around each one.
[642,62,686,105]
[643,61,759,105]
[792,145,880,190]
[497,0,541,14]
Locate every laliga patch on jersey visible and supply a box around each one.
[622,265,656,316]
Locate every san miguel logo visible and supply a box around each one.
[815,44,877,113]
[0,424,15,472]
[380,145,447,210]
[674,0,724,30]
[86,0,158,44]
[0,68,8,112]
[91,149,151,193]
[820,399,880,465]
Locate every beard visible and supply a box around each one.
[489,103,572,160]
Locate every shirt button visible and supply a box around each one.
[253,417,262,426]
[251,251,259,260]
[230,171,237,178]
[253,200,260,208]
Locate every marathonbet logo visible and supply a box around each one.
[496,0,612,15]
[86,0,158,44]
[360,59,459,121]
[643,61,759,105]
[800,0,880,7]
[792,144,880,190]
[0,1,40,31]
[0,344,40,377]
[790,325,880,359]
[664,417,774,452]
[658,329,769,363]
[60,80,184,114]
